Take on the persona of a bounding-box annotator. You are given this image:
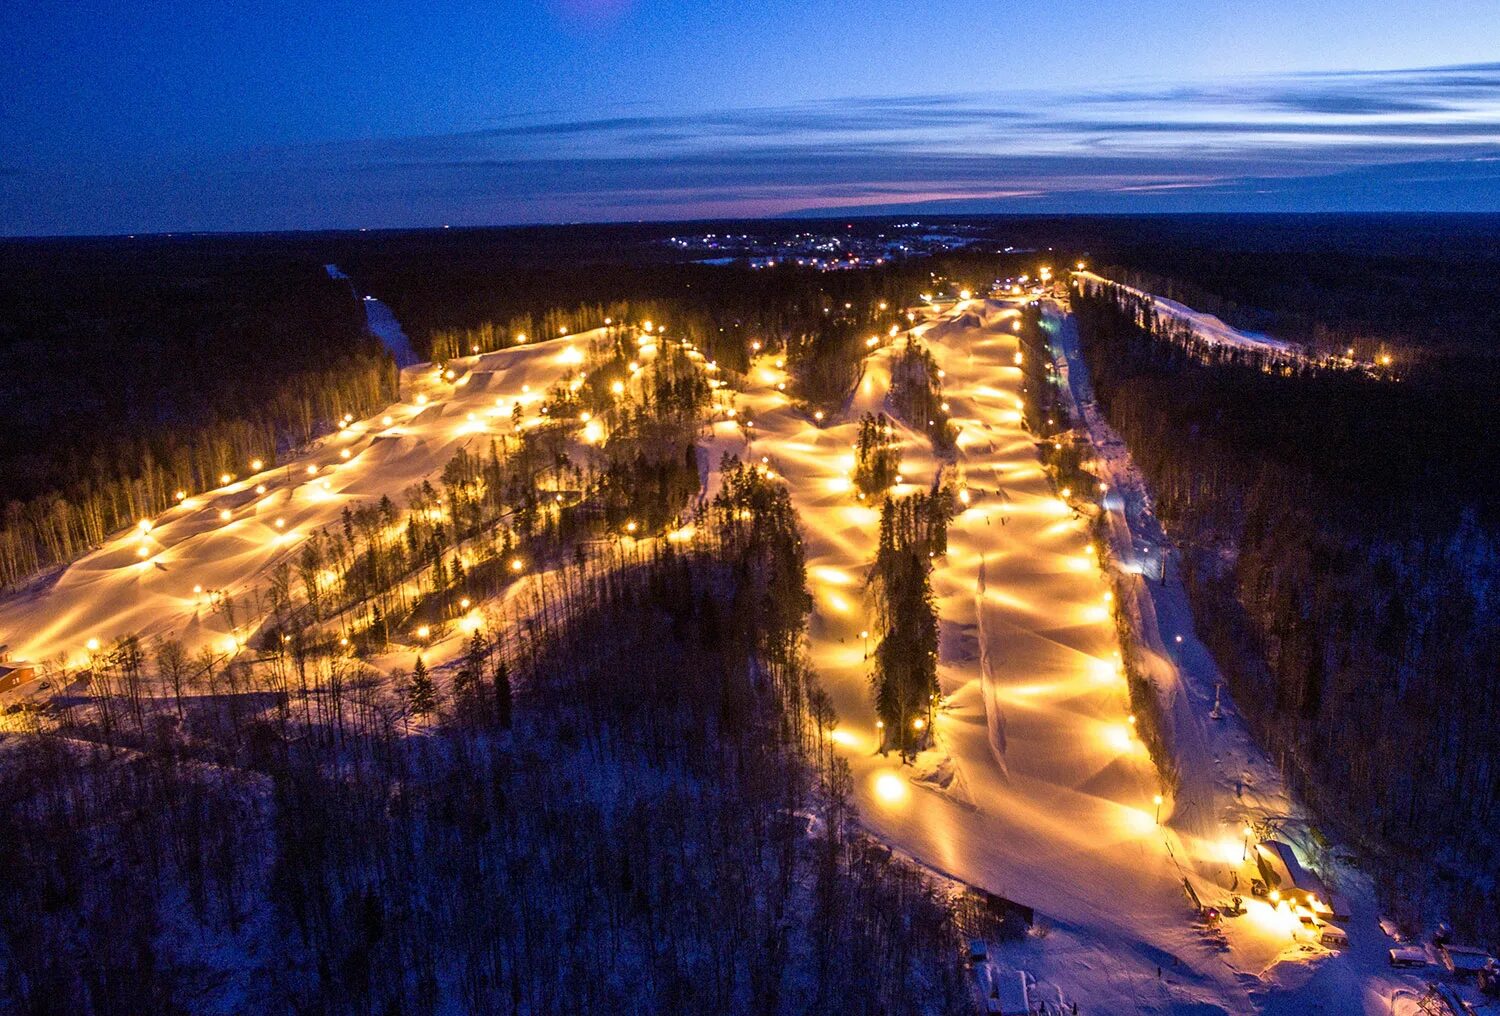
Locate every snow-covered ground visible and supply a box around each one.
[326,264,420,366]
[361,295,420,367]
[1041,300,1466,1013]
[697,301,1264,1011]
[0,332,605,671]
[698,297,1452,1013]
[1072,271,1303,358]
[0,289,1474,1013]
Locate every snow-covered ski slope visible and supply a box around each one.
[700,307,1257,1010]
[1073,270,1302,357]
[1041,300,1441,1013]
[703,298,1433,1013]
[0,332,607,669]
[0,294,1447,1013]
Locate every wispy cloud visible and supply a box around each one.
[5,61,1500,233]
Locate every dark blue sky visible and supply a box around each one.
[4,1,1500,234]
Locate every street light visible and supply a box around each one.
[1154,794,1165,823]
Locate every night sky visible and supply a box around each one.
[4,0,1500,235]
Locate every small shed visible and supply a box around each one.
[1441,942,1495,977]
[0,663,35,693]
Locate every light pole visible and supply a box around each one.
[1154,794,1164,824]
[860,629,869,659]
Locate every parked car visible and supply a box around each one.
[1388,947,1428,968]
[1319,926,1348,949]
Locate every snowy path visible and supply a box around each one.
[361,295,420,367]
[326,264,420,366]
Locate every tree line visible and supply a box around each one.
[1072,279,1500,939]
[868,488,952,758]
[0,239,397,592]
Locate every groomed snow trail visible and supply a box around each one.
[326,263,420,367]
[1043,299,1430,1013]
[0,289,1437,1013]
[1072,271,1299,357]
[0,334,606,668]
[703,300,1260,1012]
